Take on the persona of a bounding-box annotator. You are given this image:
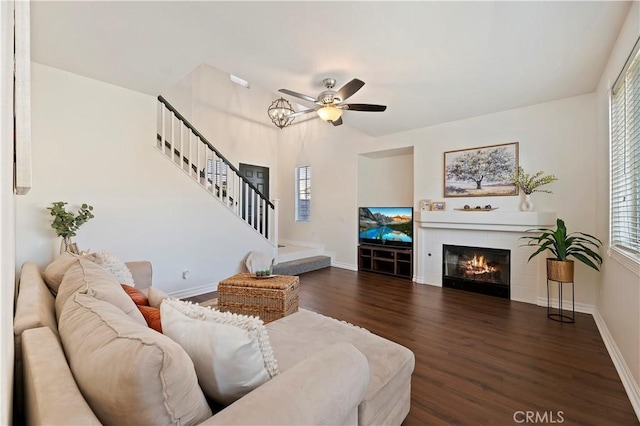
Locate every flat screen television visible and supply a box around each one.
[359,207,413,248]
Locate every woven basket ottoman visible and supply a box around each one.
[218,273,299,323]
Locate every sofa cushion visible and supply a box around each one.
[42,252,83,294]
[54,258,146,326]
[122,284,149,306]
[161,299,279,405]
[58,292,212,426]
[266,309,415,426]
[138,305,162,333]
[145,286,169,308]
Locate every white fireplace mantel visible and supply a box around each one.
[416,210,557,232]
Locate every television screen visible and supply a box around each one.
[359,207,413,248]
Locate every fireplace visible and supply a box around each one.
[442,245,510,299]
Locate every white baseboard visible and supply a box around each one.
[593,309,640,421]
[536,297,594,314]
[169,282,218,299]
[278,239,325,250]
[332,261,357,271]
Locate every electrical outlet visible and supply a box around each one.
[182,270,190,280]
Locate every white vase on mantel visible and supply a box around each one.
[520,193,534,212]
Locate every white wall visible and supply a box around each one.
[277,117,374,268]
[370,94,600,305]
[16,63,273,295]
[1,1,15,423]
[595,0,640,399]
[163,64,280,199]
[357,149,414,207]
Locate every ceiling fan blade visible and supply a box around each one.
[278,89,317,104]
[288,108,317,119]
[331,117,343,126]
[343,103,387,112]
[335,79,364,102]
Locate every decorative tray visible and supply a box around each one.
[254,274,277,279]
[454,207,499,212]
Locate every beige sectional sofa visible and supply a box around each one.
[14,255,415,425]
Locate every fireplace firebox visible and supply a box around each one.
[442,245,510,299]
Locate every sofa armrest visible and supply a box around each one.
[125,261,152,289]
[22,327,101,425]
[199,341,370,426]
[14,262,57,337]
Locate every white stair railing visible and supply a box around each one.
[156,96,276,243]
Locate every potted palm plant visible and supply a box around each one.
[520,218,602,282]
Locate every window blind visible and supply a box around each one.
[611,42,640,256]
[295,166,311,222]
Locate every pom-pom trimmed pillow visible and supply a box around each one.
[161,299,279,405]
[91,251,135,285]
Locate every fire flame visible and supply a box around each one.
[465,254,497,275]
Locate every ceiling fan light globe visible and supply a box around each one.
[317,105,343,122]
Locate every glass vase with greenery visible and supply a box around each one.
[47,201,95,253]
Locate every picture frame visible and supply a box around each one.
[431,201,446,211]
[419,199,432,211]
[443,142,519,198]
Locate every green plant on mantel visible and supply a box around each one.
[520,218,603,271]
[510,166,558,194]
[47,201,95,238]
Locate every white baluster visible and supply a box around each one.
[187,132,192,177]
[272,199,280,252]
[260,194,264,235]
[179,122,184,167]
[170,113,175,160]
[244,182,249,225]
[254,190,259,230]
[160,103,165,151]
[196,138,201,185]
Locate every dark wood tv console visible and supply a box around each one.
[358,244,412,279]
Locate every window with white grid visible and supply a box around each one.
[610,39,640,259]
[295,165,311,222]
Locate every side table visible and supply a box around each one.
[546,278,574,323]
[218,273,299,323]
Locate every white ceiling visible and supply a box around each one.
[31,1,631,137]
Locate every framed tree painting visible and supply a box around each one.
[444,142,518,197]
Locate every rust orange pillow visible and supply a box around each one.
[137,305,162,333]
[121,284,149,306]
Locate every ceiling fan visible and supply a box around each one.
[279,78,387,126]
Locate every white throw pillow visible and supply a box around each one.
[91,251,135,285]
[160,299,279,405]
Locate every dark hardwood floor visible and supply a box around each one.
[191,267,638,425]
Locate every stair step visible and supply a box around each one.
[273,255,331,276]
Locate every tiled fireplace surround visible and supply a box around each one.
[415,211,557,305]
